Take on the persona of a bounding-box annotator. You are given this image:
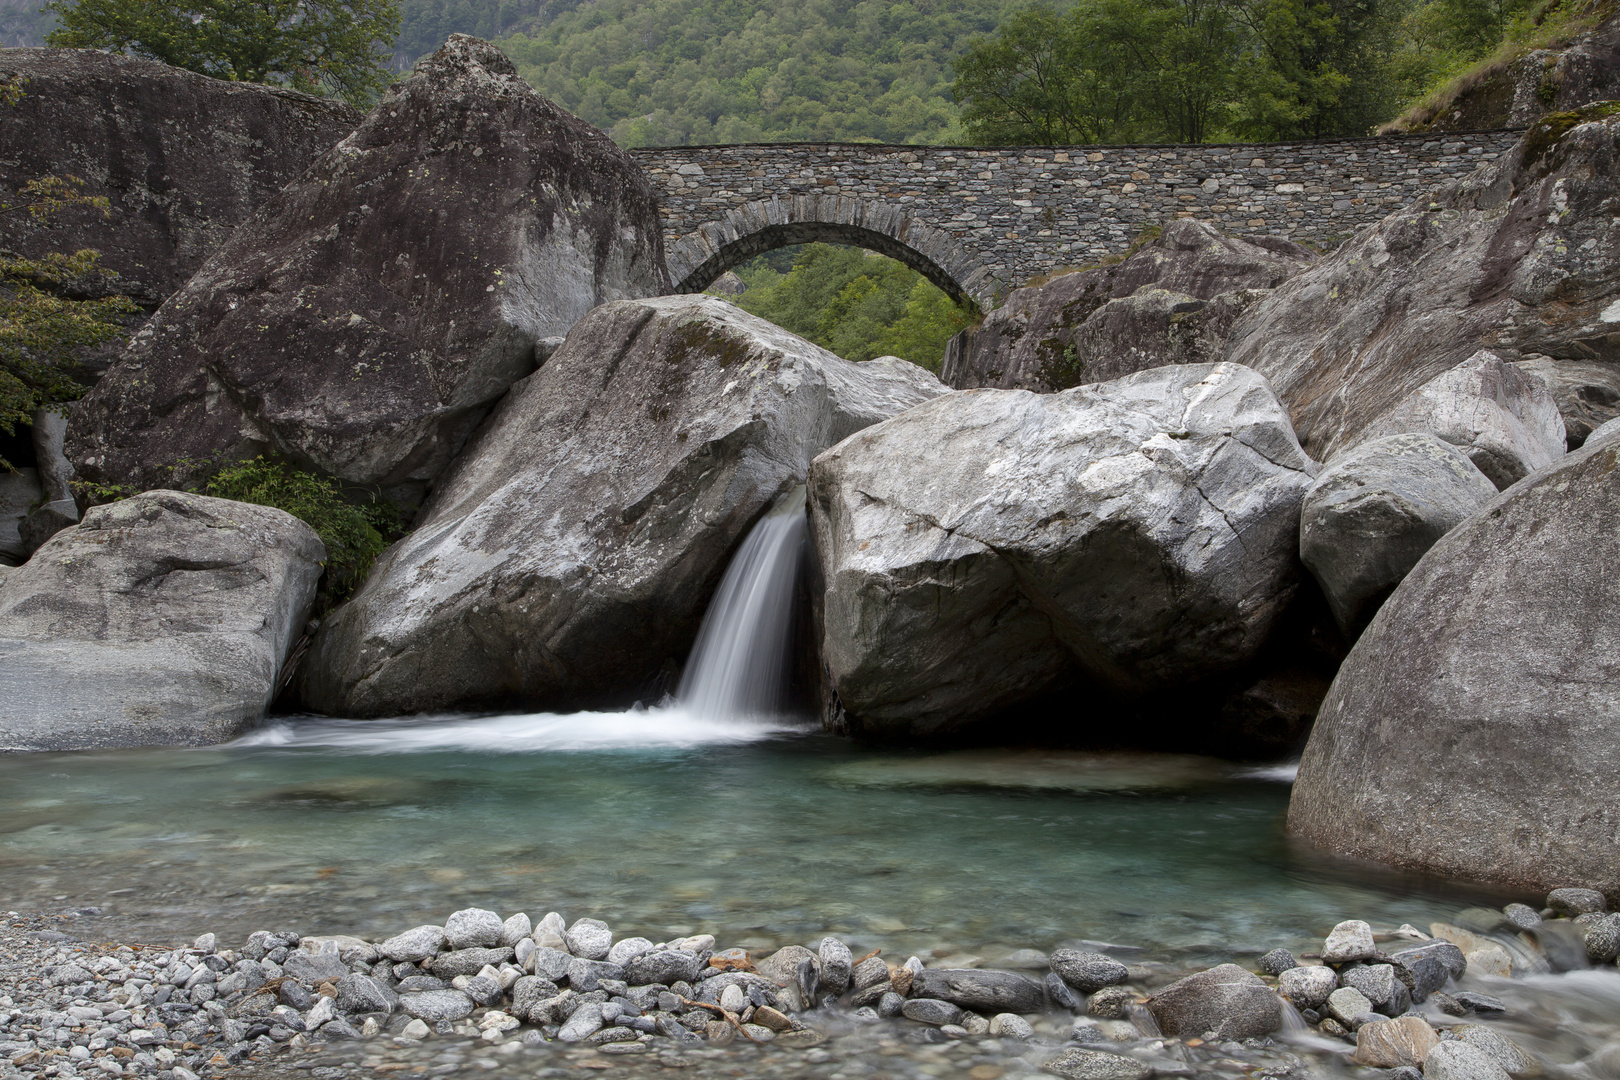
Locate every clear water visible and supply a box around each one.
[0,710,1522,962]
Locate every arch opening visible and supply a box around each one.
[662,196,1004,313]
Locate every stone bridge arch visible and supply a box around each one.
[664,195,1003,311]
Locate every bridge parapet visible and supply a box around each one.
[631,131,1521,305]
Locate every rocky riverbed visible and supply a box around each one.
[3,893,1618,1080]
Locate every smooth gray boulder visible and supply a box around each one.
[809,362,1316,735]
[1227,110,1620,463]
[444,909,504,951]
[1289,418,1620,896]
[943,219,1314,393]
[0,491,323,751]
[398,990,475,1024]
[1147,963,1282,1039]
[1300,433,1499,638]
[68,35,669,507]
[379,926,447,963]
[1051,951,1131,994]
[1425,1041,1513,1080]
[1356,352,1565,489]
[1277,965,1336,1009]
[298,294,945,717]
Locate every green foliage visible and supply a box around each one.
[45,0,401,105]
[203,457,400,605]
[495,0,1026,146]
[735,244,974,370]
[950,0,1517,143]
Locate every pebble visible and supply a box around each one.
[1049,950,1129,993]
[1546,888,1607,917]
[562,919,612,961]
[1257,948,1297,975]
[1278,965,1337,1009]
[442,910,504,951]
[1503,904,1542,931]
[1043,1046,1153,1080]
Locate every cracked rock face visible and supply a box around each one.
[941,219,1314,394]
[0,491,324,750]
[808,362,1317,736]
[297,294,945,718]
[1289,418,1620,896]
[1227,112,1620,463]
[66,35,669,506]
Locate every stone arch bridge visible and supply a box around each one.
[629,131,1518,310]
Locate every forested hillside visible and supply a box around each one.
[496,0,1022,145]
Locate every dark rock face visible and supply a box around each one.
[1288,418,1620,896]
[1227,113,1620,464]
[0,48,360,309]
[0,491,324,751]
[941,220,1314,393]
[809,362,1316,737]
[67,35,670,505]
[296,295,944,718]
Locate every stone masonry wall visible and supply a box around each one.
[631,130,1522,302]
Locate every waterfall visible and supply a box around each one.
[679,486,807,720]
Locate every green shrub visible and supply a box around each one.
[203,457,400,609]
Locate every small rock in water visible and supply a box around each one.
[1584,913,1620,964]
[623,948,701,986]
[1456,1025,1538,1076]
[400,1018,431,1040]
[1450,991,1508,1017]
[1148,964,1281,1039]
[1046,971,1082,1010]
[901,998,964,1026]
[720,984,746,1013]
[1465,945,1513,978]
[557,1002,604,1042]
[1257,949,1298,975]
[194,933,218,953]
[1086,985,1134,1019]
[336,973,397,1015]
[1322,920,1377,963]
[1350,1016,1440,1068]
[990,1013,1034,1039]
[445,908,506,950]
[564,919,613,961]
[878,992,905,1017]
[398,990,476,1023]
[850,955,889,991]
[1326,986,1374,1026]
[1278,966,1337,1010]
[1546,888,1607,917]
[607,937,654,966]
[1392,941,1466,1001]
[532,912,567,950]
[818,937,853,994]
[565,956,623,991]
[1425,1040,1513,1080]
[1502,904,1541,931]
[912,968,1046,1014]
[431,947,515,977]
[1051,950,1130,993]
[1341,964,1410,1016]
[1042,1047,1153,1080]
[501,913,532,946]
[380,926,448,963]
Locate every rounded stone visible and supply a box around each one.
[1051,950,1130,993]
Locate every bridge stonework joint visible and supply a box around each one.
[630,132,1520,307]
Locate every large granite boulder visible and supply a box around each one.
[940,219,1314,393]
[808,362,1317,736]
[297,295,945,717]
[1289,418,1620,896]
[0,48,360,309]
[1299,433,1500,638]
[1515,353,1620,447]
[67,35,670,506]
[1227,109,1620,463]
[1355,351,1565,489]
[0,491,324,751]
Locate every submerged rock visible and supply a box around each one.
[0,491,323,751]
[1299,432,1499,638]
[1227,111,1620,463]
[298,294,944,717]
[68,35,669,506]
[943,219,1314,393]
[1147,963,1282,1039]
[1289,419,1620,896]
[809,362,1315,735]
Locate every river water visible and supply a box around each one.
[0,714,1518,961]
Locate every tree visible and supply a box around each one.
[45,0,401,106]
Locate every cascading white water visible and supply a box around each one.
[678,486,808,720]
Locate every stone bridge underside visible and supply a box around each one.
[630,130,1519,308]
